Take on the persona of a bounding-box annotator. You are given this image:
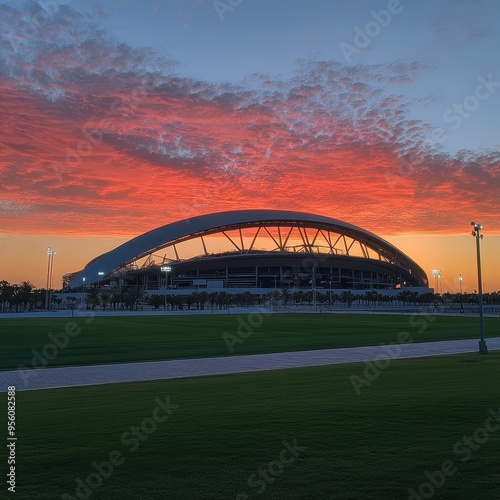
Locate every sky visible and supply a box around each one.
[0,0,499,292]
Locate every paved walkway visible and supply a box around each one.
[1,337,499,392]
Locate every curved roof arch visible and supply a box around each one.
[68,210,428,287]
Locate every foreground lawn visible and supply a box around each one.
[0,313,498,370]
[2,352,500,499]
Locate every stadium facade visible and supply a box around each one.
[64,210,429,294]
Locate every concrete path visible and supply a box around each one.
[1,337,499,392]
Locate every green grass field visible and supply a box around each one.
[3,352,500,499]
[0,313,498,370]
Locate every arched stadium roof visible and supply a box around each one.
[67,210,428,287]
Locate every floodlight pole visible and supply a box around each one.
[49,252,54,310]
[48,251,57,292]
[161,266,172,310]
[45,247,52,310]
[44,247,57,310]
[312,266,317,311]
[432,269,441,295]
[471,222,487,354]
[458,274,464,313]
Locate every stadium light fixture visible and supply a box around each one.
[161,265,172,310]
[458,274,464,313]
[471,222,487,354]
[97,271,105,290]
[431,269,441,294]
[45,247,58,310]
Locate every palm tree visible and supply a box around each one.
[185,294,195,310]
[172,294,186,310]
[17,280,34,311]
[365,291,379,307]
[0,281,15,313]
[207,292,218,310]
[148,294,164,310]
[242,291,254,307]
[293,290,304,306]
[86,289,99,311]
[51,295,62,310]
[198,291,209,310]
[135,288,146,310]
[303,290,313,306]
[397,291,411,306]
[32,288,45,311]
[316,292,328,305]
[280,288,291,309]
[267,289,281,310]
[340,291,355,308]
[110,288,125,310]
[191,292,201,309]
[98,290,113,311]
[330,293,340,306]
[123,288,145,310]
[64,296,78,314]
[166,294,177,311]
[215,291,231,310]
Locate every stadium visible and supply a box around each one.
[64,210,429,295]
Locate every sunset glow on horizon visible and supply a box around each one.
[1,0,499,290]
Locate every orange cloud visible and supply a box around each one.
[0,2,499,243]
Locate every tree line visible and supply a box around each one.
[2,279,500,313]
